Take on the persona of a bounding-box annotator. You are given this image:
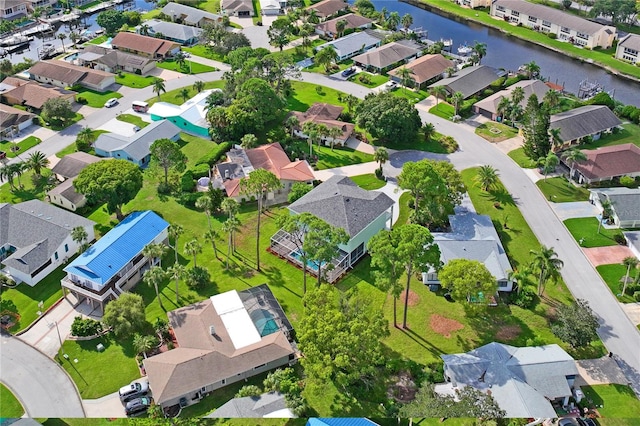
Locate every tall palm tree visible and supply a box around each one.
[374,147,388,172]
[563,148,587,181]
[509,103,523,126]
[472,41,487,64]
[174,51,187,71]
[622,257,639,296]
[184,239,202,267]
[386,11,400,30]
[511,86,525,108]
[169,223,184,264]
[529,245,564,296]
[152,78,166,100]
[327,126,342,150]
[179,88,190,103]
[430,86,448,109]
[221,197,240,249]
[401,13,413,31]
[204,228,220,261]
[335,19,347,38]
[195,195,215,229]
[58,33,67,53]
[508,267,533,294]
[8,162,25,189]
[422,122,436,141]
[143,243,167,268]
[284,115,299,137]
[69,32,80,48]
[397,66,413,93]
[497,97,511,122]
[133,333,155,359]
[0,164,17,191]
[222,217,241,269]
[193,80,205,93]
[451,91,464,116]
[549,128,564,151]
[167,263,185,304]
[524,60,541,79]
[143,266,166,311]
[538,152,559,181]
[475,165,499,191]
[302,122,320,157]
[543,90,560,110]
[26,151,49,177]
[71,226,89,252]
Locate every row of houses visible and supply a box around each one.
[0,0,57,20]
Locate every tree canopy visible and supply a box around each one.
[438,259,498,315]
[522,95,551,161]
[400,383,505,418]
[356,92,422,144]
[551,299,600,348]
[102,293,146,338]
[150,138,187,185]
[96,10,125,35]
[42,98,75,124]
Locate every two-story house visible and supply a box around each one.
[616,33,640,64]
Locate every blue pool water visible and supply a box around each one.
[290,251,322,272]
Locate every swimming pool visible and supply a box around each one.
[289,250,322,272]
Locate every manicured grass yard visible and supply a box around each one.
[475,122,519,143]
[38,113,83,131]
[177,132,216,166]
[596,264,638,303]
[508,147,537,168]
[580,123,640,150]
[115,72,155,88]
[429,102,455,120]
[0,383,24,418]
[157,59,217,74]
[75,88,122,108]
[536,176,590,203]
[286,81,348,112]
[390,87,429,103]
[564,217,624,248]
[349,72,388,88]
[581,384,640,418]
[56,130,106,158]
[394,191,412,227]
[0,169,51,204]
[86,35,107,45]
[116,114,149,129]
[182,45,227,63]
[316,146,374,170]
[0,136,41,158]
[306,59,353,75]
[146,81,225,106]
[350,173,386,190]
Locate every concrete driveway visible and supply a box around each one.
[83,392,126,418]
[550,201,600,221]
[583,246,635,267]
[98,118,139,137]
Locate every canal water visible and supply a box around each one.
[366,0,640,106]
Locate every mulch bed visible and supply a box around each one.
[389,289,420,307]
[429,314,464,338]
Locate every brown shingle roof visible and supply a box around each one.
[307,0,347,18]
[352,42,421,70]
[315,13,372,35]
[111,32,179,56]
[572,144,640,181]
[388,54,453,85]
[2,80,75,109]
[51,152,102,179]
[290,102,354,144]
[0,103,34,128]
[245,142,315,182]
[28,60,113,88]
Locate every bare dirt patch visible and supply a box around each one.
[389,289,420,306]
[495,324,522,341]
[387,370,418,403]
[429,314,464,338]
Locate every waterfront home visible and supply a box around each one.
[491,0,616,49]
[563,144,640,184]
[271,175,394,283]
[0,0,28,19]
[388,54,453,89]
[422,211,514,292]
[0,77,75,111]
[141,20,202,46]
[61,210,169,312]
[148,89,215,137]
[75,45,156,76]
[221,0,254,17]
[590,188,640,229]
[307,0,348,21]
[550,105,621,146]
[111,32,180,59]
[28,60,115,93]
[0,200,95,286]
[457,0,491,8]
[212,142,315,204]
[616,34,640,64]
[144,285,296,409]
[26,0,56,11]
[314,30,383,61]
[473,79,549,120]
[160,2,223,27]
[289,103,354,146]
[440,342,578,418]
[352,40,422,74]
[48,152,103,212]
[208,392,293,418]
[315,13,373,38]
[94,120,181,167]
[428,65,502,99]
[0,103,34,137]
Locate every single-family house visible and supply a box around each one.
[212,142,315,204]
[0,200,95,286]
[388,54,453,89]
[48,152,103,211]
[307,0,348,21]
[440,342,579,418]
[289,103,354,146]
[221,0,254,17]
[271,175,394,283]
[0,77,75,111]
[25,0,56,11]
[111,32,181,59]
[457,0,491,8]
[550,105,622,146]
[207,391,294,418]
[143,285,296,409]
[314,13,373,38]
[0,103,35,137]
[28,60,115,93]
[314,30,383,61]
[422,211,514,292]
[473,79,550,120]
[616,34,640,64]
[60,210,169,311]
[141,20,202,46]
[352,40,422,74]
[74,45,156,76]
[590,188,640,229]
[491,0,616,49]
[0,0,28,19]
[260,0,286,15]
[624,231,640,259]
[428,65,502,99]
[564,144,640,184]
[94,120,181,167]
[161,2,223,27]
[148,89,216,137]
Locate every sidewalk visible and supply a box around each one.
[313,161,378,181]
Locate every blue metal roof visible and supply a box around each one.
[307,419,379,426]
[64,211,169,286]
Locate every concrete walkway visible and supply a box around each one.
[620,303,640,326]
[313,161,378,181]
[583,246,635,267]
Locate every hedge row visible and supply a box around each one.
[195,142,232,167]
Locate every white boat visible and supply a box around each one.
[440,38,453,48]
[0,34,33,47]
[457,43,473,55]
[21,23,53,36]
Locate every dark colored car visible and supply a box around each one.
[119,380,149,402]
[0,151,6,160]
[125,397,151,416]
[341,67,356,77]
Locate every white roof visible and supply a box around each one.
[263,408,296,418]
[260,0,280,9]
[148,88,219,128]
[210,290,262,349]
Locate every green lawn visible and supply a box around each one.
[0,383,24,418]
[580,123,640,150]
[78,0,100,9]
[475,122,519,143]
[391,87,429,103]
[115,72,155,88]
[177,132,216,167]
[38,113,83,131]
[581,384,640,418]
[306,59,353,75]
[564,217,625,248]
[86,35,108,45]
[287,140,373,170]
[56,130,106,158]
[429,102,455,120]
[394,191,412,227]
[0,169,51,204]
[157,59,217,74]
[182,45,227,63]
[349,72,388,88]
[75,88,122,108]
[60,336,140,399]
[146,80,225,106]
[536,176,590,202]
[199,0,221,13]
[0,136,42,158]
[596,264,638,303]
[116,114,149,129]
[508,147,537,168]
[375,131,450,153]
[350,173,386,190]
[286,81,349,112]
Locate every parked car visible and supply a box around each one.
[133,126,141,132]
[125,397,152,416]
[119,380,149,402]
[104,98,119,108]
[385,81,398,90]
[558,418,579,426]
[341,67,356,77]
[0,151,6,160]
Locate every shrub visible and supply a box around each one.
[76,96,87,104]
[76,139,91,153]
[358,74,371,84]
[614,234,627,245]
[180,170,194,192]
[634,291,640,302]
[619,175,636,188]
[185,265,210,289]
[375,167,384,180]
[178,192,201,207]
[157,181,172,194]
[195,142,232,166]
[547,32,557,39]
[440,135,459,153]
[189,163,210,179]
[512,286,536,309]
[70,316,103,337]
[235,385,262,398]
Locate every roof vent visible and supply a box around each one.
[209,325,216,336]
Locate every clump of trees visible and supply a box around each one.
[400,383,505,418]
[70,316,103,337]
[102,293,146,338]
[438,259,498,316]
[551,299,600,348]
[199,22,251,56]
[356,92,422,144]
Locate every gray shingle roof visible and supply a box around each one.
[94,120,180,161]
[550,105,621,142]
[161,2,222,25]
[624,231,640,254]
[352,41,421,70]
[207,392,290,418]
[428,65,501,99]
[316,30,384,58]
[618,34,640,51]
[288,175,393,237]
[593,187,640,223]
[473,79,549,115]
[47,177,86,205]
[51,152,102,179]
[144,20,202,43]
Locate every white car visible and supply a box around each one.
[104,98,118,108]
[386,81,398,90]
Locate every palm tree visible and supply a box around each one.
[401,13,413,31]
[549,128,564,151]
[523,60,541,79]
[143,266,166,311]
[598,199,613,234]
[451,91,464,116]
[284,115,299,137]
[222,217,241,269]
[174,51,187,71]
[497,97,511,122]
[422,122,436,141]
[169,223,184,264]
[69,32,80,48]
[472,41,487,64]
[166,263,185,304]
[77,126,95,146]
[529,245,564,296]
[621,257,639,296]
[335,19,347,38]
[133,333,155,359]
[184,239,202,267]
[386,11,400,30]
[221,198,239,250]
[58,33,67,53]
[327,126,343,150]
[152,78,166,100]
[302,122,320,157]
[509,104,523,126]
[475,165,499,191]
[444,66,456,78]
[543,90,560,110]
[511,86,525,108]
[508,267,533,294]
[0,164,17,191]
[139,23,150,36]
[430,86,448,109]
[374,147,388,173]
[379,7,389,25]
[27,151,49,177]
[344,94,360,115]
[193,80,205,93]
[179,88,190,103]
[204,228,221,261]
[563,148,587,181]
[397,67,413,93]
[71,226,89,252]
[143,243,167,268]
[240,133,258,149]
[538,152,559,181]
[8,162,25,189]
[314,45,337,73]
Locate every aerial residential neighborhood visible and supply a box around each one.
[1,0,640,423]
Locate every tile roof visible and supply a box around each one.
[307,0,348,18]
[289,102,355,141]
[208,392,291,418]
[246,142,315,182]
[428,65,501,99]
[352,41,421,70]
[592,187,640,223]
[29,60,113,87]
[64,210,169,285]
[571,144,640,181]
[144,19,202,43]
[111,32,179,56]
[388,54,453,85]
[618,33,640,51]
[94,120,181,161]
[51,152,102,179]
[473,79,549,115]
[1,80,75,109]
[288,175,394,237]
[0,103,35,128]
[161,2,222,25]
[221,0,253,13]
[315,13,373,35]
[550,105,622,142]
